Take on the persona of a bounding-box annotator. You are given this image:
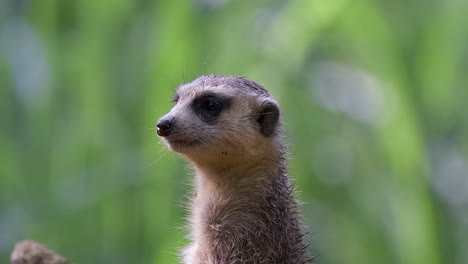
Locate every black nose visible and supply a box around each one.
[157,118,174,137]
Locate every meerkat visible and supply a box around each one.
[156,75,312,264]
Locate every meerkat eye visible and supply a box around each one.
[203,97,223,112]
[192,95,226,122]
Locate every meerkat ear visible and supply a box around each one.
[257,99,280,137]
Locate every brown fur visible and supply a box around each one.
[10,240,72,264]
[157,75,312,264]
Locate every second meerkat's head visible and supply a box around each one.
[156,75,282,164]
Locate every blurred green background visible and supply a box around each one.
[1,0,468,263]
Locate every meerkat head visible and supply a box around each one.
[156,75,281,166]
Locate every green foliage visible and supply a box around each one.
[1,0,467,263]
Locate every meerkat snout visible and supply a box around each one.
[156,118,175,137]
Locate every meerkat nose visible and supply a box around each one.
[157,118,174,137]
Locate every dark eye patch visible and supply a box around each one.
[191,94,229,123]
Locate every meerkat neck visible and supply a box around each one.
[185,145,309,263]
[194,157,282,197]
[192,141,286,195]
